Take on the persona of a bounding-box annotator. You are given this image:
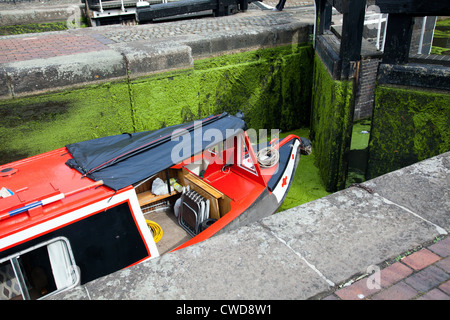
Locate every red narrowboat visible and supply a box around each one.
[0,112,310,300]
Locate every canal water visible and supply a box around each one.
[277,128,331,212]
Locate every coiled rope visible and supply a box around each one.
[257,146,279,168]
[146,219,163,243]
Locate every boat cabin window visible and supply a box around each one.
[236,134,258,175]
[0,237,79,300]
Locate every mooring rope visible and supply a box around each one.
[257,146,279,168]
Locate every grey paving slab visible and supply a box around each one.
[261,185,446,286]
[91,9,314,45]
[80,224,332,299]
[4,50,127,96]
[110,41,194,78]
[363,152,450,233]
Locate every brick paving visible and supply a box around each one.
[325,236,450,300]
[402,248,441,270]
[0,34,110,63]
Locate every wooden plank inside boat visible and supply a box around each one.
[178,168,231,220]
[135,170,179,207]
[137,190,177,207]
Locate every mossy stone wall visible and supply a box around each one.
[0,82,133,164]
[367,85,450,179]
[0,43,314,165]
[310,54,354,192]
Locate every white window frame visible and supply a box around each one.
[236,134,259,176]
[0,237,80,300]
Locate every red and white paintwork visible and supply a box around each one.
[0,131,302,295]
[0,149,157,260]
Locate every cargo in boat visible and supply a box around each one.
[0,112,311,300]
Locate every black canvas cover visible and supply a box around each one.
[65,113,246,191]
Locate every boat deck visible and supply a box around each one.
[0,148,118,237]
[144,206,190,255]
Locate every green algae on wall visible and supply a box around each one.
[0,43,314,165]
[0,22,68,36]
[367,85,450,180]
[0,81,134,165]
[131,68,200,132]
[310,54,354,192]
[130,43,314,133]
[194,44,314,131]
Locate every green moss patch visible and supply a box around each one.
[367,85,450,179]
[310,54,354,192]
[0,43,314,165]
[0,82,133,164]
[0,22,69,36]
[129,43,314,133]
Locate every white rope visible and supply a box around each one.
[257,146,279,168]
